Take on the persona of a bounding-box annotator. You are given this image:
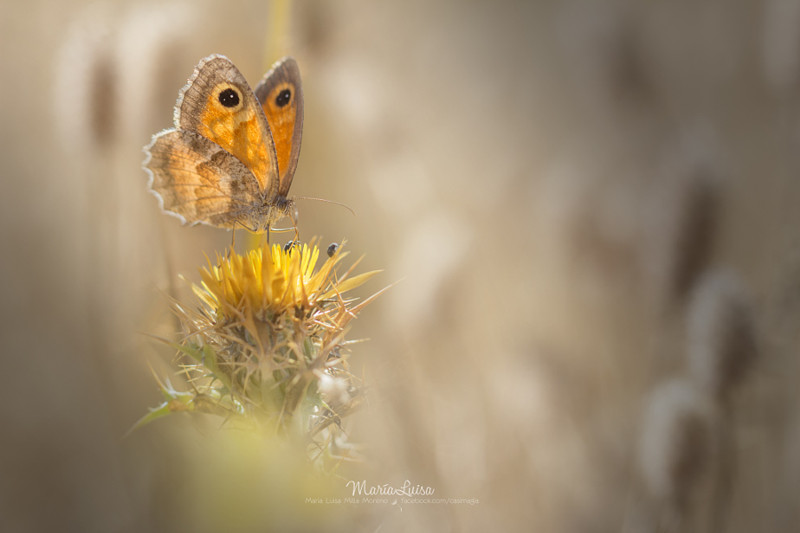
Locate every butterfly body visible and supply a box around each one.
[143,55,303,232]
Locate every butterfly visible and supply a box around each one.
[143,54,303,232]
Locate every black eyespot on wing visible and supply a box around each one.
[218,88,240,107]
[275,89,292,107]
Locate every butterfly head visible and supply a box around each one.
[231,195,295,232]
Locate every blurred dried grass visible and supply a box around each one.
[2,0,800,531]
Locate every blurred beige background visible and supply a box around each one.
[2,0,800,531]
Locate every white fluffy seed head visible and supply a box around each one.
[686,269,757,400]
[318,374,351,406]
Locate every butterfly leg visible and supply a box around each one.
[289,205,300,243]
[228,223,237,257]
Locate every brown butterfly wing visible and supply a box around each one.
[254,57,304,197]
[144,129,266,229]
[176,54,279,199]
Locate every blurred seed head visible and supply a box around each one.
[115,2,197,143]
[53,2,196,158]
[779,404,800,528]
[53,3,119,155]
[556,2,653,113]
[686,269,758,400]
[386,211,471,334]
[639,379,714,511]
[642,126,723,309]
[763,0,800,93]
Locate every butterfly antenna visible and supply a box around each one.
[294,196,356,216]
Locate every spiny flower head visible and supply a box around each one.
[139,240,381,468]
[196,241,372,322]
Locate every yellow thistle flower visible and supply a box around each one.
[196,241,374,322]
[138,240,382,467]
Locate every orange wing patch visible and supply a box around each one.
[195,83,272,189]
[254,57,304,197]
[176,56,279,197]
[261,81,297,182]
